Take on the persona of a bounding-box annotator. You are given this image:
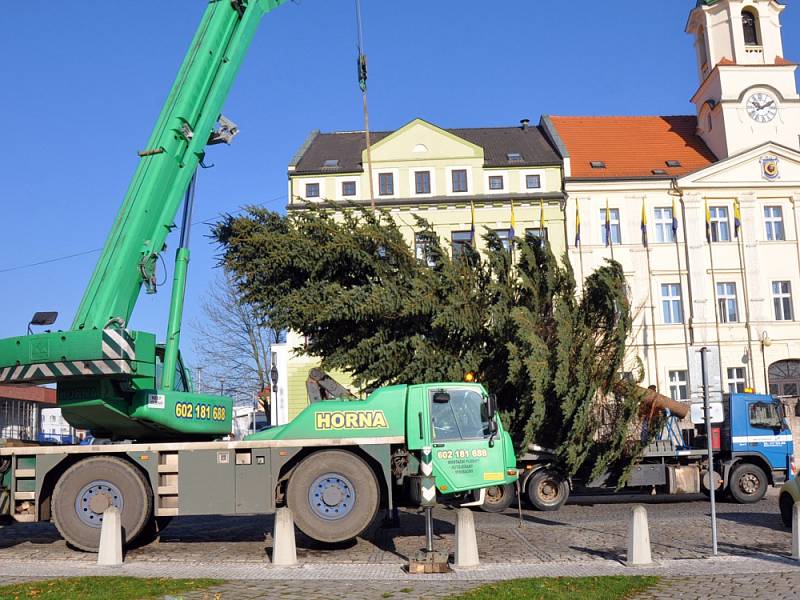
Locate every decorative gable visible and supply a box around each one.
[366,118,483,164]
[679,142,800,188]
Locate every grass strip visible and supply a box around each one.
[0,576,222,600]
[446,575,660,600]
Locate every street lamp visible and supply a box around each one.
[270,363,279,426]
[760,331,772,393]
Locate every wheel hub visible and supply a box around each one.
[75,480,123,528]
[309,473,355,521]
[539,480,557,501]
[740,473,758,495]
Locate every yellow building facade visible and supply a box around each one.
[271,118,564,421]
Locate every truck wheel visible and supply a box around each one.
[728,463,767,504]
[526,469,569,511]
[481,484,516,513]
[780,492,794,528]
[52,456,153,552]
[287,450,379,544]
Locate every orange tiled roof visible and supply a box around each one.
[0,384,56,405]
[550,115,717,179]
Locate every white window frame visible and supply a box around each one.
[772,280,794,321]
[600,208,622,245]
[519,169,545,192]
[661,283,683,324]
[446,166,473,195]
[415,232,436,266]
[709,206,730,242]
[653,207,675,243]
[408,167,436,198]
[764,205,785,241]
[668,370,689,401]
[373,169,399,199]
[485,170,508,195]
[726,367,747,394]
[717,282,739,323]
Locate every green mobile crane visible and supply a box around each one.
[0,1,517,552]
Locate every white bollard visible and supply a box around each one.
[792,502,800,560]
[271,507,298,567]
[626,504,652,567]
[453,508,479,569]
[97,506,123,566]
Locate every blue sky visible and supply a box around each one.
[1,1,798,370]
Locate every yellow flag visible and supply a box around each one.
[540,199,546,229]
[510,199,516,238]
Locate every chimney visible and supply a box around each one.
[520,118,530,130]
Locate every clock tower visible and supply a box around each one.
[687,0,800,159]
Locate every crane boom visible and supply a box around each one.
[75,0,286,331]
[0,0,288,440]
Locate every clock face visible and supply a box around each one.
[746,92,778,123]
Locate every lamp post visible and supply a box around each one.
[270,363,279,426]
[761,331,772,393]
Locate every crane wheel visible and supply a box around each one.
[52,456,153,552]
[287,450,379,544]
[728,463,767,504]
[526,469,569,511]
[481,484,516,513]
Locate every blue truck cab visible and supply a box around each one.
[718,392,794,503]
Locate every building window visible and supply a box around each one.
[305,182,320,198]
[600,208,622,245]
[525,228,548,247]
[727,367,747,394]
[773,281,794,321]
[742,10,760,46]
[710,206,730,242]
[452,169,468,193]
[526,174,541,189]
[341,181,356,197]
[415,233,435,266]
[717,282,739,323]
[488,175,504,191]
[493,229,512,252]
[415,171,431,195]
[378,173,394,196]
[764,206,785,241]
[451,231,473,259]
[654,207,675,243]
[661,283,683,324]
[668,370,689,401]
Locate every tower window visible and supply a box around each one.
[742,10,760,46]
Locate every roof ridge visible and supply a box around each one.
[551,114,696,120]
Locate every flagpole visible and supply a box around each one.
[642,197,660,390]
[734,198,757,390]
[672,195,691,382]
[575,197,585,288]
[706,198,726,388]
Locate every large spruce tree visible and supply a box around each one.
[214,207,648,481]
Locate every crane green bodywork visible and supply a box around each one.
[0,0,289,440]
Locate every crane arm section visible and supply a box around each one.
[73,0,287,332]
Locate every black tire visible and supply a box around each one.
[287,450,379,544]
[481,484,516,513]
[526,469,569,511]
[780,492,794,528]
[133,515,174,547]
[52,456,153,552]
[728,463,768,504]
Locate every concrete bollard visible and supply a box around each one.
[271,507,298,567]
[97,506,123,566]
[453,508,479,569]
[792,502,800,560]
[626,504,652,567]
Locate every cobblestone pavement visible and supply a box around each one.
[0,491,791,565]
[631,572,800,600]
